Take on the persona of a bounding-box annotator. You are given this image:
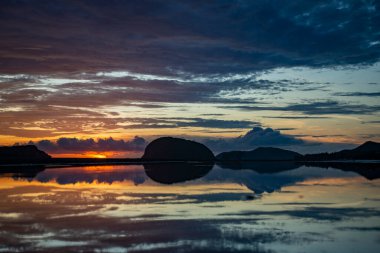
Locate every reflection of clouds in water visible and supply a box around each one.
[19,164,368,196]
[34,165,147,185]
[338,226,380,231]
[0,167,380,252]
[0,214,330,253]
[201,165,359,194]
[221,207,380,222]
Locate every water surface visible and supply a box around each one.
[0,163,379,252]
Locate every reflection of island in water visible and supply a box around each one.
[217,161,301,173]
[0,161,379,195]
[144,162,213,184]
[218,161,380,181]
[214,162,380,194]
[0,165,46,179]
[303,161,380,180]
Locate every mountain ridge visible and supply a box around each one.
[0,140,379,164]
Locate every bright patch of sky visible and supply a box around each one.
[95,70,257,83]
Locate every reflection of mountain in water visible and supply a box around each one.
[144,162,213,184]
[0,165,45,179]
[214,161,302,194]
[217,161,301,173]
[0,161,379,194]
[205,167,304,194]
[214,161,380,193]
[205,164,367,194]
[304,162,380,180]
[34,166,147,185]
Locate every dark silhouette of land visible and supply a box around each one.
[302,161,380,180]
[1,138,379,183]
[214,141,380,180]
[144,162,213,184]
[0,139,379,171]
[0,145,51,163]
[142,137,215,161]
[303,141,380,161]
[217,161,301,173]
[0,165,45,178]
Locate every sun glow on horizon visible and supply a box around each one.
[91,154,107,159]
[51,152,112,159]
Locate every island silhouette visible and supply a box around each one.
[0,145,51,163]
[0,138,379,165]
[142,137,215,161]
[0,138,379,181]
[0,137,379,184]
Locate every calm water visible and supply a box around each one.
[0,162,379,252]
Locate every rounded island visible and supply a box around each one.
[142,137,214,161]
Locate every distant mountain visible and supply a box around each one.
[304,141,380,161]
[351,141,380,153]
[0,145,51,163]
[142,137,215,161]
[216,147,303,161]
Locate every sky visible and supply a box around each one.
[0,0,379,158]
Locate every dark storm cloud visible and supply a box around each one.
[29,136,147,153]
[334,91,380,97]
[263,116,331,119]
[1,0,379,75]
[222,207,380,222]
[283,101,380,115]
[338,226,380,231]
[222,100,380,115]
[163,117,260,129]
[118,117,260,130]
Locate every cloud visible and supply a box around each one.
[112,117,260,130]
[0,1,379,142]
[0,103,261,137]
[334,92,380,97]
[0,1,379,75]
[263,116,330,119]
[222,100,380,115]
[28,136,146,154]
[223,207,380,222]
[16,126,355,155]
[157,117,260,129]
[204,127,304,152]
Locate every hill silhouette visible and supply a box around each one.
[0,145,51,163]
[0,140,379,165]
[304,141,380,161]
[142,137,214,161]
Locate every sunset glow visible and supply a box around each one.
[1,2,379,252]
[0,1,379,156]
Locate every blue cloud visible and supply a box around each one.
[30,136,147,153]
[204,127,304,152]
[0,0,378,75]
